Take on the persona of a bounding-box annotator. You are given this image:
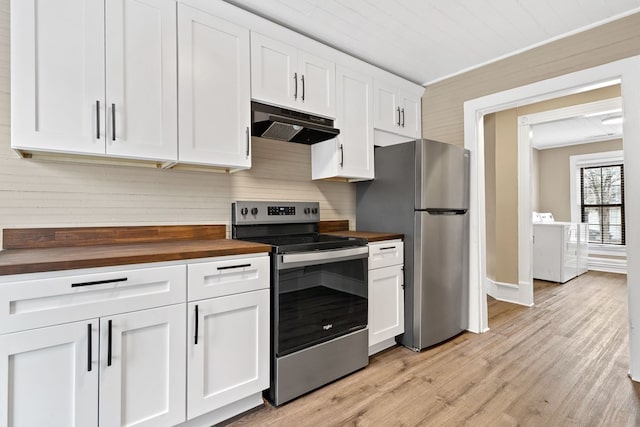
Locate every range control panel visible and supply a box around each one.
[268,206,296,216]
[232,201,320,225]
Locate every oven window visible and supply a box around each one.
[277,258,367,356]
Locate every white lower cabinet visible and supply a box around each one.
[368,240,404,355]
[187,290,269,420]
[185,255,270,425]
[0,264,187,427]
[0,254,271,427]
[99,304,186,427]
[0,320,99,427]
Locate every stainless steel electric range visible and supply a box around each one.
[232,201,369,406]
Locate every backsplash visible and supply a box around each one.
[0,133,356,245]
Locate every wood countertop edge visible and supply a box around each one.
[322,231,404,242]
[0,240,272,276]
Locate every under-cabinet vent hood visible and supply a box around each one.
[251,101,339,144]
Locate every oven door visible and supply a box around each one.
[275,246,368,356]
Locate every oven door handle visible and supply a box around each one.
[279,246,368,269]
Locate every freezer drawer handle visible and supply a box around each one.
[71,277,128,287]
[217,263,251,271]
[379,246,397,251]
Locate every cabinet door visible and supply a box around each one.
[178,5,251,169]
[99,305,186,427]
[251,32,298,110]
[335,66,374,179]
[298,51,335,118]
[0,320,99,427]
[187,290,269,420]
[373,80,400,134]
[105,0,177,161]
[369,265,404,347]
[400,91,422,139]
[11,0,105,155]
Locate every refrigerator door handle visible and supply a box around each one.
[425,209,468,215]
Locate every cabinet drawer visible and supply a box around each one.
[0,265,186,335]
[369,241,404,270]
[187,255,270,301]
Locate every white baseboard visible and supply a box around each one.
[487,278,534,307]
[588,256,627,274]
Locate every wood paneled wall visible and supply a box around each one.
[0,0,355,247]
[422,12,640,147]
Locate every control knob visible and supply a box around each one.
[304,208,311,214]
[251,207,259,215]
[240,207,248,216]
[311,208,318,214]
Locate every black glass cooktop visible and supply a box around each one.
[239,233,367,254]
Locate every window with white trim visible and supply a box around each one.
[580,164,625,245]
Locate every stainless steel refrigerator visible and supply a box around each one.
[357,139,469,351]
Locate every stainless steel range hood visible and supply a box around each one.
[251,101,339,144]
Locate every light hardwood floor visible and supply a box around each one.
[224,271,640,426]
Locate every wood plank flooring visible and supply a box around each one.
[223,271,640,426]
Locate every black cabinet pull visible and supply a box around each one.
[301,74,305,101]
[107,319,112,367]
[293,72,298,100]
[396,107,401,126]
[246,126,250,157]
[87,323,92,372]
[194,305,199,345]
[217,263,251,271]
[71,277,127,288]
[401,108,405,127]
[340,144,344,168]
[380,246,397,251]
[111,103,116,141]
[96,101,100,139]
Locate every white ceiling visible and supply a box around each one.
[223,0,640,85]
[529,98,623,149]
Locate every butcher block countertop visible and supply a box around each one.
[318,220,403,242]
[0,225,271,276]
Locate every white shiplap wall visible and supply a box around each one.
[0,0,355,246]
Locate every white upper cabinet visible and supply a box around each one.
[251,32,335,118]
[178,4,251,169]
[374,79,422,139]
[11,0,105,155]
[105,0,178,161]
[312,65,373,181]
[11,0,178,162]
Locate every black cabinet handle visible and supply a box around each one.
[340,144,344,168]
[87,323,92,372]
[194,305,199,345]
[380,246,397,251]
[294,72,298,101]
[401,108,405,127]
[107,319,112,367]
[301,74,305,101]
[71,277,127,288]
[96,101,100,139]
[396,107,401,126]
[246,126,250,157]
[217,263,251,271]
[111,103,116,141]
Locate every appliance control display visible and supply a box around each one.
[268,206,296,215]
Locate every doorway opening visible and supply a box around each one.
[462,55,640,381]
